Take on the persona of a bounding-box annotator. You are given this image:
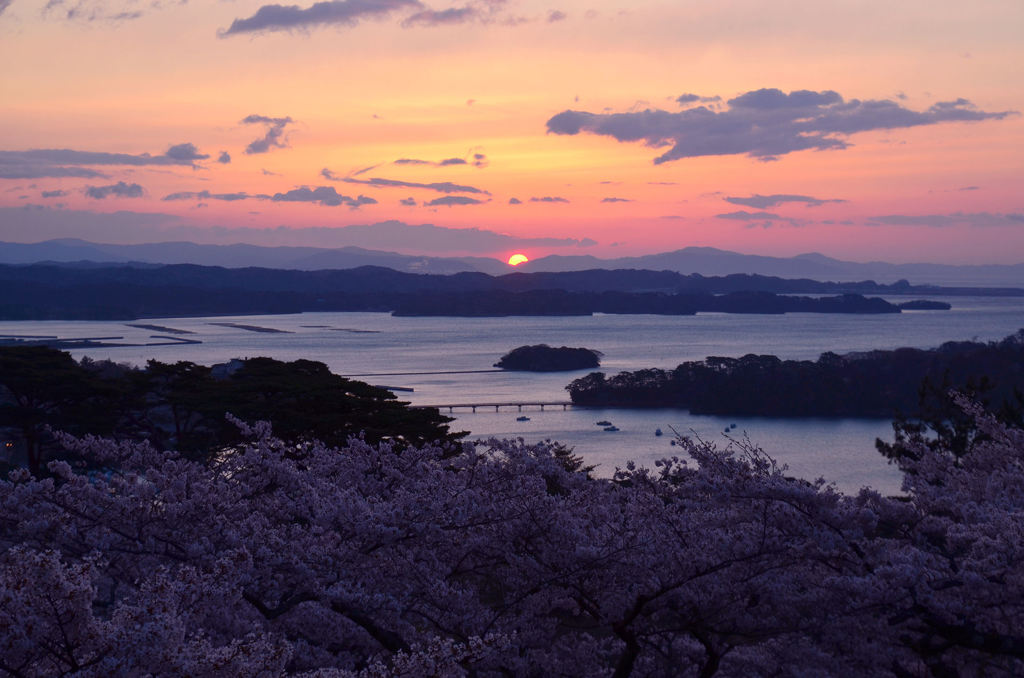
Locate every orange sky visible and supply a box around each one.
[1,0,1022,263]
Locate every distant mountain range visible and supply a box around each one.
[0,238,508,275]
[1,239,1022,286]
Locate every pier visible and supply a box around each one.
[414,401,574,413]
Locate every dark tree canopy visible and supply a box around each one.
[0,348,462,472]
[876,372,1024,465]
[0,347,123,475]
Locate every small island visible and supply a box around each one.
[495,344,603,371]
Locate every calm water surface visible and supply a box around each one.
[3,295,1022,495]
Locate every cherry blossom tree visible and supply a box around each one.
[0,402,1021,676]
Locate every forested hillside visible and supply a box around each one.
[0,262,1000,320]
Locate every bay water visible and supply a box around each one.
[2,295,1021,495]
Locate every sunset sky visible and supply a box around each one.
[1,0,1022,263]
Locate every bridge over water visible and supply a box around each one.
[412,401,575,413]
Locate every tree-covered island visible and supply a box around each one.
[389,290,903,316]
[567,330,1024,418]
[494,344,602,371]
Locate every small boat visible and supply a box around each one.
[655,428,663,437]
[729,423,737,430]
[596,420,612,426]
[603,425,620,432]
[516,415,531,422]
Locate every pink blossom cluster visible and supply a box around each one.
[1,405,1022,676]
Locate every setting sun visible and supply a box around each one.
[507,254,529,266]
